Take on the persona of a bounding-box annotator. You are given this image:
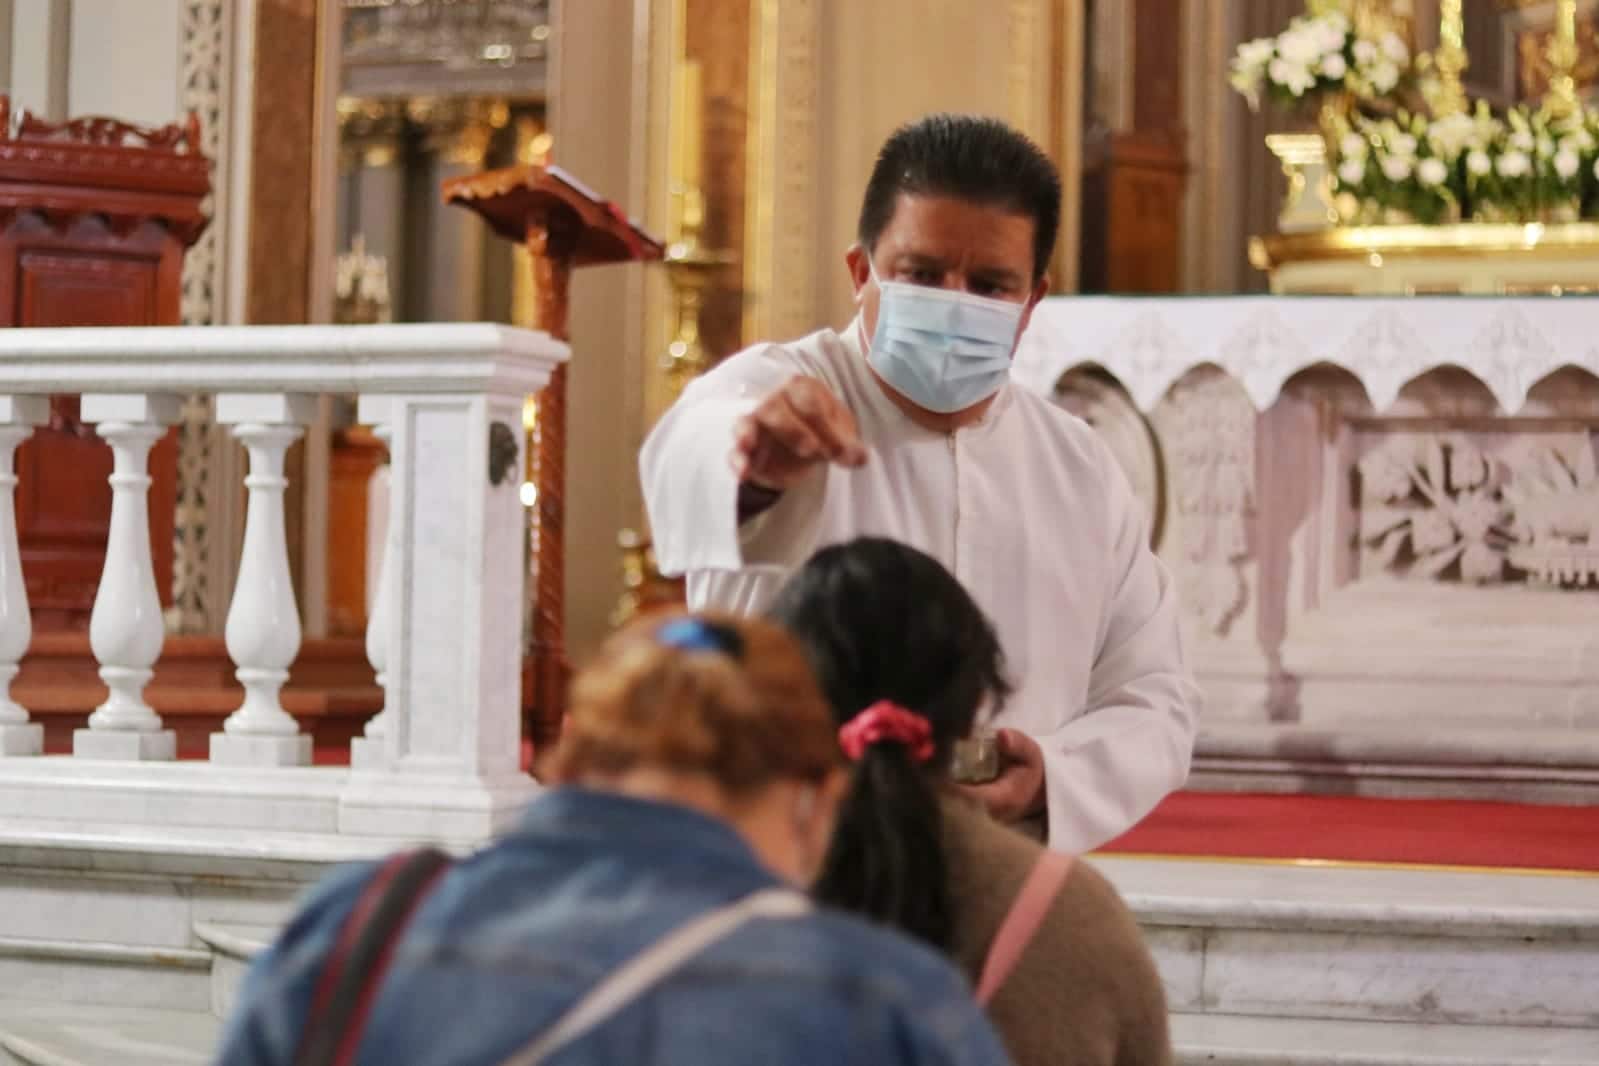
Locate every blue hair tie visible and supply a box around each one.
[656,617,744,659]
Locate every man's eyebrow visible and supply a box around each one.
[972,265,1026,285]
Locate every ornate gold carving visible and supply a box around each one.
[1435,0,1470,116]
[408,97,507,167]
[338,99,408,169]
[1546,0,1583,117]
[1517,1,1599,109]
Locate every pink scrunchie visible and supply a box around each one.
[838,701,935,763]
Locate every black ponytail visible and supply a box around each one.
[818,741,951,947]
[767,537,1010,953]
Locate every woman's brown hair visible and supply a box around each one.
[547,612,840,795]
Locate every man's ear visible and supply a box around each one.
[1016,273,1051,340]
[845,244,871,303]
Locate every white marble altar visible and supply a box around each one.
[1015,297,1599,802]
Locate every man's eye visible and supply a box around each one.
[907,268,942,285]
[970,281,1003,297]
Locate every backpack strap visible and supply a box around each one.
[296,847,453,1066]
[974,850,1073,1006]
[497,888,812,1066]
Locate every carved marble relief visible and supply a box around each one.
[1358,431,1599,587]
[1157,368,1255,638]
[1056,364,1257,639]
[1053,368,1165,539]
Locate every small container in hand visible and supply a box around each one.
[950,729,999,785]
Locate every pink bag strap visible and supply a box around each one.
[974,850,1074,1005]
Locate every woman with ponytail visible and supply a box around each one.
[770,538,1172,1066]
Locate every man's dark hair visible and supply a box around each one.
[857,113,1063,282]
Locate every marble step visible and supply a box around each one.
[1,1006,1593,1066]
[1096,856,1599,1030]
[1171,1013,1599,1066]
[0,823,376,1018]
[0,936,211,1016]
[0,1006,218,1066]
[193,921,275,1019]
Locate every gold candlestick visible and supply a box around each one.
[661,48,733,399]
[1433,0,1469,117]
[1545,0,1581,120]
[662,183,734,398]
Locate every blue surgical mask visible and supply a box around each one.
[865,259,1026,414]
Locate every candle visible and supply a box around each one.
[681,59,703,192]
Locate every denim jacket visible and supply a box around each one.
[217,788,1014,1066]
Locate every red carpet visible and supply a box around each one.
[310,743,1599,873]
[311,739,539,768]
[1099,791,1599,873]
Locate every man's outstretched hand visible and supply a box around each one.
[731,376,867,491]
[961,728,1046,825]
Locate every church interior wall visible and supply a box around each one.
[808,0,1076,327]
[65,0,184,125]
[548,0,651,659]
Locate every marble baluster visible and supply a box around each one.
[210,394,316,767]
[0,397,48,756]
[351,409,393,771]
[339,388,538,839]
[75,394,181,761]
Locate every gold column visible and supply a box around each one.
[1545,0,1581,119]
[1434,0,1469,117]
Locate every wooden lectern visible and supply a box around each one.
[0,97,210,628]
[444,165,663,750]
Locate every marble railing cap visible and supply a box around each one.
[0,322,568,400]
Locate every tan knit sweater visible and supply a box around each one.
[940,794,1173,1066]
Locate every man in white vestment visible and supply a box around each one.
[640,114,1200,853]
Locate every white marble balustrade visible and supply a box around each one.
[0,324,567,843]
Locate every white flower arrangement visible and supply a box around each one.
[1331,102,1599,225]
[1233,4,1599,227]
[1230,11,1410,112]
